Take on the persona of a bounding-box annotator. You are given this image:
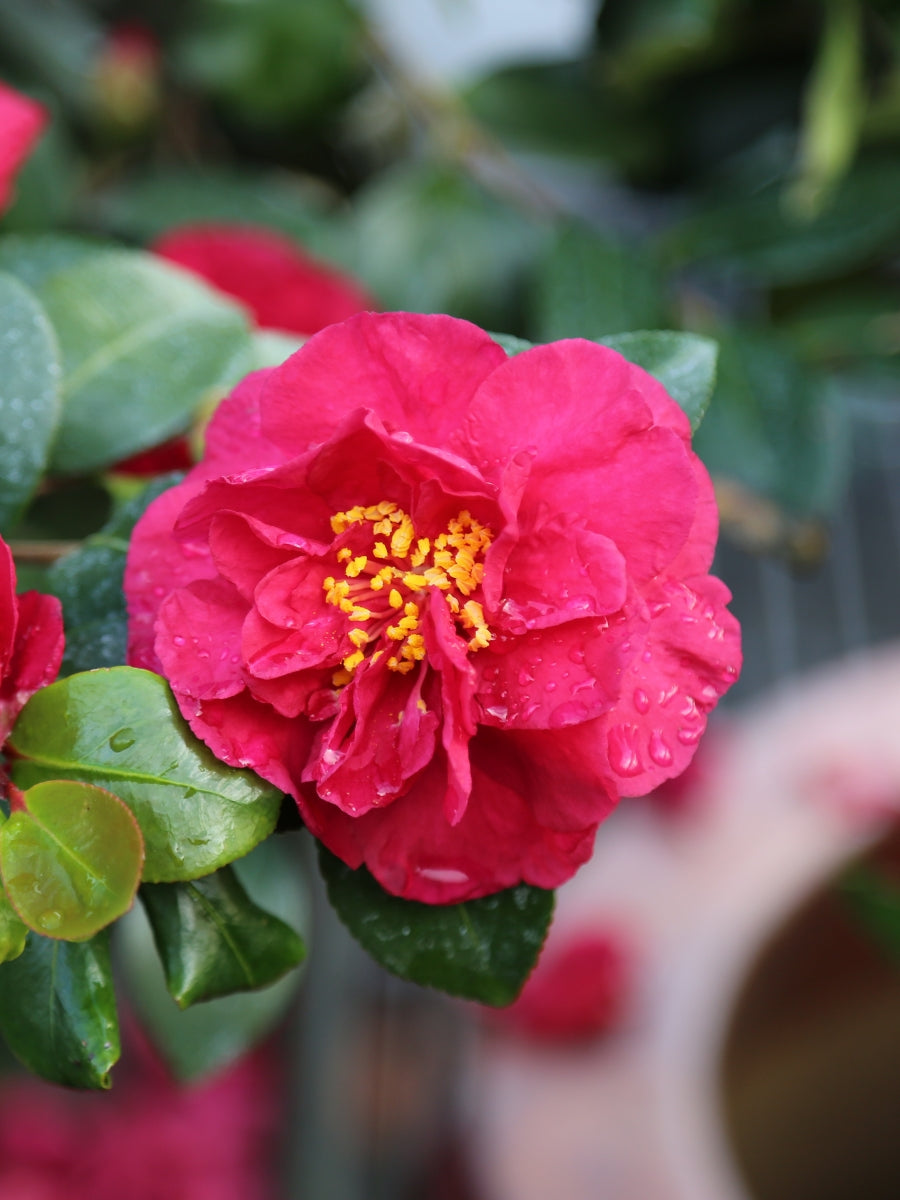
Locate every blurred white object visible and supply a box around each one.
[463,646,900,1200]
[360,0,595,85]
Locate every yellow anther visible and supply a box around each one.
[372,542,388,559]
[345,555,368,578]
[403,602,419,618]
[323,576,336,591]
[332,667,352,687]
[390,517,415,558]
[336,547,352,562]
[349,606,372,621]
[348,628,369,649]
[342,650,365,672]
[398,615,418,633]
[389,588,404,609]
[446,594,460,614]
[387,626,405,641]
[416,699,428,713]
[373,518,393,535]
[402,573,428,591]
[370,575,385,591]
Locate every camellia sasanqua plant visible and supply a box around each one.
[0,79,740,1090]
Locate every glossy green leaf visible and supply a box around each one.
[117,838,308,1079]
[33,249,253,473]
[318,848,554,1005]
[46,474,182,675]
[252,330,305,368]
[0,233,103,291]
[141,864,306,1007]
[601,330,719,432]
[0,930,119,1088]
[533,223,667,342]
[0,270,62,532]
[0,781,144,941]
[693,329,846,515]
[0,885,28,964]
[9,667,283,882]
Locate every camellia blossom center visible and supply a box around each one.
[322,501,493,685]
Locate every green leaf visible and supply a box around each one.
[0,930,119,1088]
[252,329,305,368]
[117,838,308,1079]
[318,847,554,1005]
[9,667,283,883]
[0,270,62,532]
[693,329,846,515]
[601,330,719,432]
[0,885,27,964]
[0,781,144,941]
[33,249,253,473]
[533,223,667,342]
[140,864,306,1007]
[46,474,181,675]
[0,233,103,291]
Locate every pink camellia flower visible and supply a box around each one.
[0,81,48,215]
[152,223,376,337]
[125,312,741,904]
[0,537,64,745]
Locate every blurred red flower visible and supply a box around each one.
[152,223,376,337]
[0,81,47,215]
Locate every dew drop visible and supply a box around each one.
[173,635,185,647]
[642,649,652,663]
[544,680,557,693]
[109,728,136,752]
[607,725,643,777]
[677,726,702,745]
[37,910,62,932]
[648,731,674,767]
[633,688,650,714]
[485,705,508,721]
[517,669,535,686]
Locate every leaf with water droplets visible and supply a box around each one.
[24,246,254,473]
[0,879,28,964]
[0,270,62,532]
[319,846,554,1005]
[0,929,119,1089]
[0,780,144,942]
[8,667,282,882]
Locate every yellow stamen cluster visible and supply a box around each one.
[323,501,493,686]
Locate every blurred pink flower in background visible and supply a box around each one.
[153,223,376,337]
[0,1030,281,1200]
[0,81,47,214]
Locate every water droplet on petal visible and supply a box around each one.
[648,731,673,767]
[109,728,136,752]
[37,910,62,932]
[485,704,508,721]
[172,635,185,647]
[517,669,535,686]
[677,726,702,745]
[633,688,650,714]
[544,681,557,693]
[608,725,643,777]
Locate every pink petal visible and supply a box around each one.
[0,82,47,214]
[0,537,18,676]
[260,311,507,455]
[0,590,64,739]
[155,580,246,701]
[208,511,325,601]
[496,518,627,634]
[304,658,439,816]
[241,604,343,678]
[152,222,375,336]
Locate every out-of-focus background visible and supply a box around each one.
[3,0,900,1196]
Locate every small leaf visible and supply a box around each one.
[33,248,253,473]
[0,781,144,941]
[0,930,119,1089]
[600,330,718,432]
[318,847,554,1005]
[0,885,27,964]
[117,838,308,1079]
[9,667,282,882]
[141,865,306,1008]
[840,864,900,964]
[0,270,62,532]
